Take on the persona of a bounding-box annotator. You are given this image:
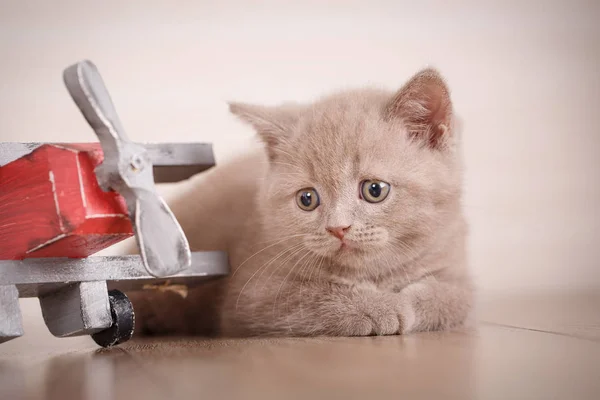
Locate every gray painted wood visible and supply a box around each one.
[1,251,229,298]
[0,142,215,183]
[39,281,112,338]
[0,285,24,343]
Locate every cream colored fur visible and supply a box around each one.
[129,68,474,337]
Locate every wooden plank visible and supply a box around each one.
[0,144,133,260]
[0,142,215,183]
[0,251,229,297]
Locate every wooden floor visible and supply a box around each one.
[1,289,599,400]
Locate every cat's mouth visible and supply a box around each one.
[336,240,357,253]
[305,237,370,259]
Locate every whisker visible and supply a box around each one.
[260,244,308,290]
[232,235,306,277]
[387,247,413,285]
[315,255,326,282]
[298,251,321,300]
[392,240,437,284]
[296,253,320,319]
[255,242,307,287]
[272,148,298,160]
[273,250,312,317]
[252,233,309,247]
[305,253,324,285]
[235,242,306,310]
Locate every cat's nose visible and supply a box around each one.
[326,225,351,240]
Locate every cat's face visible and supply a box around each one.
[231,69,462,272]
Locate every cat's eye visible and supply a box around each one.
[296,188,320,211]
[360,180,391,203]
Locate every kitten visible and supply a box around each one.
[129,68,474,337]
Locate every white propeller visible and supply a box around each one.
[63,60,191,278]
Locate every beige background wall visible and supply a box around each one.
[1,0,598,301]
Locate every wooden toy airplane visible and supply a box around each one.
[0,61,229,347]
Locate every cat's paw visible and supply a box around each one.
[321,290,405,336]
[344,314,375,336]
[329,305,401,336]
[366,306,402,335]
[356,293,407,335]
[335,310,401,336]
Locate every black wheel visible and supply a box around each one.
[91,290,135,348]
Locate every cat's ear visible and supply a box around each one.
[229,102,301,161]
[385,68,453,150]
